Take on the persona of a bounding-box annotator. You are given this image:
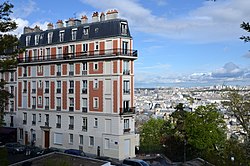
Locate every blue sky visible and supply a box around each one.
[10,0,250,87]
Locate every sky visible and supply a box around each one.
[9,0,250,88]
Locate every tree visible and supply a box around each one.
[240,22,250,42]
[0,1,21,126]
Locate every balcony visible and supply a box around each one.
[82,126,87,131]
[23,120,27,125]
[82,88,87,94]
[45,88,49,93]
[119,107,135,115]
[123,128,131,133]
[69,106,74,112]
[56,106,61,111]
[123,89,130,94]
[23,73,27,77]
[56,123,61,128]
[56,88,61,93]
[17,49,138,64]
[23,89,27,93]
[68,89,74,94]
[45,106,49,110]
[123,70,130,75]
[45,122,49,127]
[69,71,74,76]
[69,124,74,130]
[32,89,36,93]
[82,107,87,113]
[32,105,36,109]
[82,70,87,75]
[32,121,36,125]
[56,72,61,76]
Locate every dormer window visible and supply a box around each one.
[35,35,40,45]
[121,22,127,34]
[26,36,31,46]
[59,31,64,42]
[72,29,77,40]
[48,32,53,44]
[83,27,89,35]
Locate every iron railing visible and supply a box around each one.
[119,107,135,115]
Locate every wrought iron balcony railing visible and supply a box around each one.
[119,107,135,115]
[17,49,138,63]
[56,123,61,128]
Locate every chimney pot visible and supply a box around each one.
[47,23,54,30]
[92,12,99,22]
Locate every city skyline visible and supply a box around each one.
[10,0,250,87]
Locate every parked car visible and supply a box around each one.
[43,147,61,154]
[122,158,150,166]
[25,146,44,157]
[5,142,25,154]
[64,149,86,157]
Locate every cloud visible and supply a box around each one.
[212,62,244,78]
[13,0,38,18]
[243,52,250,58]
[80,0,250,43]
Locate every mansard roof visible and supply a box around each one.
[19,18,131,48]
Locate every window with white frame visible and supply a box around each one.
[71,29,77,40]
[32,114,36,124]
[45,97,49,107]
[93,79,98,89]
[123,60,129,74]
[69,98,74,107]
[32,97,36,107]
[123,80,130,94]
[69,134,73,144]
[26,36,31,46]
[23,81,27,93]
[124,119,129,129]
[38,96,42,105]
[54,133,63,145]
[57,47,62,58]
[46,48,50,59]
[56,97,61,109]
[69,63,74,75]
[83,62,87,71]
[10,86,14,95]
[38,65,43,73]
[32,81,36,93]
[82,117,87,131]
[94,62,98,70]
[94,118,98,128]
[83,27,89,35]
[59,31,64,42]
[79,135,83,145]
[45,81,49,93]
[93,97,98,109]
[34,35,39,45]
[89,136,94,146]
[121,22,128,34]
[83,43,88,52]
[48,32,53,44]
[23,112,27,123]
[82,98,87,108]
[38,80,42,88]
[38,113,41,122]
[57,115,61,124]
[57,81,61,93]
[95,42,99,50]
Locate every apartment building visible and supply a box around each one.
[16,10,138,160]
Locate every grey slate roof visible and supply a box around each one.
[19,19,131,48]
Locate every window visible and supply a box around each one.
[104,138,110,149]
[46,48,50,59]
[56,97,61,111]
[26,36,31,46]
[20,129,23,139]
[82,62,87,75]
[38,113,41,122]
[121,22,128,34]
[23,112,27,124]
[10,86,14,96]
[59,31,64,42]
[32,81,36,93]
[124,119,129,129]
[69,116,74,130]
[48,32,53,44]
[69,98,74,107]
[69,45,75,56]
[45,81,49,93]
[23,66,27,76]
[56,81,61,93]
[45,114,49,126]
[23,81,27,93]
[93,79,98,89]
[83,27,89,35]
[69,134,73,144]
[71,29,77,40]
[45,97,49,109]
[38,80,42,88]
[57,64,61,76]
[54,133,63,145]
[94,62,98,70]
[94,118,98,128]
[38,96,42,105]
[123,80,130,94]
[89,136,94,146]
[9,101,14,112]
[38,65,43,73]
[93,97,98,109]
[83,44,88,52]
[82,80,87,94]
[82,117,87,131]
[33,49,38,60]
[35,35,40,45]
[32,114,36,125]
[57,47,62,58]
[123,60,130,74]
[32,97,36,108]
[122,41,128,55]
[56,115,61,128]
[10,72,14,81]
[69,63,74,75]
[95,42,99,50]
[79,135,83,145]
[82,98,87,112]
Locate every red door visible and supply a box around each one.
[44,131,50,148]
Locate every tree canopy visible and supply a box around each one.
[240,22,250,42]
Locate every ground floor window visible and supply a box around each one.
[54,133,63,145]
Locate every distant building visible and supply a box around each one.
[13,10,138,160]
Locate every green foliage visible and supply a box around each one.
[240,22,250,42]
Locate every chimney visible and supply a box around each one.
[33,25,41,32]
[47,23,53,30]
[106,9,118,20]
[23,26,34,34]
[81,15,88,24]
[68,18,75,26]
[100,12,105,21]
[92,12,99,22]
[56,20,64,28]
